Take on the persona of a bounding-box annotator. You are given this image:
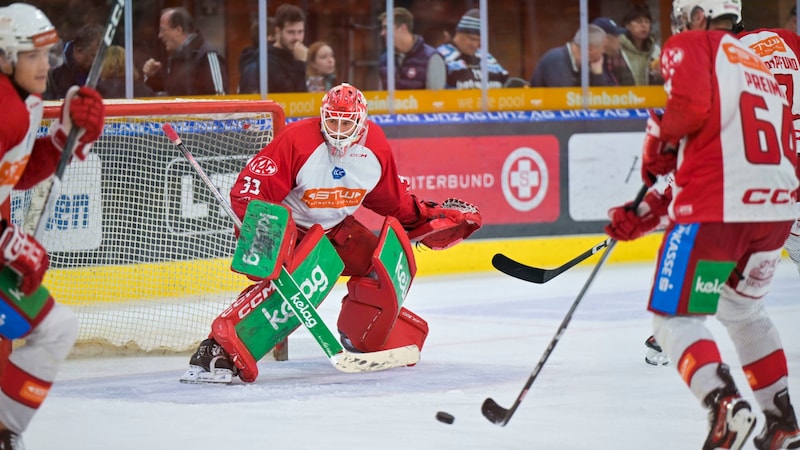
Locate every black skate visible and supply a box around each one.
[0,429,24,450]
[645,335,669,366]
[179,338,238,384]
[754,388,800,450]
[703,364,757,450]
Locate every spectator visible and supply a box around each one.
[529,24,615,87]
[142,7,227,96]
[239,4,307,94]
[437,8,509,89]
[592,16,624,85]
[378,7,445,90]
[97,45,154,98]
[786,6,797,32]
[611,4,663,86]
[305,41,336,92]
[237,19,276,94]
[45,23,102,99]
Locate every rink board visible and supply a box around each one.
[43,233,664,306]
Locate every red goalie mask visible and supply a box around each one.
[320,83,368,158]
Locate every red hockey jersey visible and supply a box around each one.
[231,117,420,231]
[659,30,798,223]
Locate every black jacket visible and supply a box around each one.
[239,44,307,94]
[145,32,228,96]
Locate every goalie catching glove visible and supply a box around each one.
[406,197,482,250]
[49,85,105,161]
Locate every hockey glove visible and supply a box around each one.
[50,86,105,161]
[0,221,49,296]
[641,109,678,186]
[406,197,482,250]
[604,190,670,241]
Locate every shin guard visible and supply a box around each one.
[210,225,342,382]
[337,217,428,353]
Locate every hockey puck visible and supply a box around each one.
[435,411,455,424]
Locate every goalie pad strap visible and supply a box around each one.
[381,307,428,354]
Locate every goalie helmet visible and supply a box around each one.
[0,3,58,65]
[320,83,368,158]
[671,0,742,34]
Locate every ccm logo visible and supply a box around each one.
[742,188,793,204]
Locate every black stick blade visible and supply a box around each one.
[481,398,511,426]
[491,254,547,284]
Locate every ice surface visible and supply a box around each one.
[25,259,800,450]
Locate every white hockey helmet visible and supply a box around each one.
[0,3,58,64]
[320,83,368,158]
[671,0,742,34]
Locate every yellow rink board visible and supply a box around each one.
[44,234,664,307]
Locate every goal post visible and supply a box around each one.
[14,99,286,355]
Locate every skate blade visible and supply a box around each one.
[645,349,669,366]
[724,407,756,450]
[179,365,233,384]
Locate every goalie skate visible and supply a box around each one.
[179,364,234,384]
[179,338,238,384]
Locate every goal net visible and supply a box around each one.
[13,99,285,355]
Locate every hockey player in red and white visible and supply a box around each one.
[182,82,481,383]
[645,2,800,370]
[605,1,800,449]
[0,3,105,449]
[739,20,800,286]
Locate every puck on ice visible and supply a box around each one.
[435,411,455,424]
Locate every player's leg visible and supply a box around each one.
[332,216,428,354]
[716,221,800,450]
[0,301,77,445]
[649,222,757,449]
[182,205,304,384]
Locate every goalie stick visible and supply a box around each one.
[32,0,125,239]
[492,184,648,284]
[162,123,420,374]
[482,239,617,426]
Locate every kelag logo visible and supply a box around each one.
[501,147,549,212]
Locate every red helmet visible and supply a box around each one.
[320,83,368,158]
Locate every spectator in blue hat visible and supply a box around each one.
[592,17,625,86]
[436,8,509,89]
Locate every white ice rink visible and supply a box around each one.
[23,254,800,450]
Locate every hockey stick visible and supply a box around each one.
[162,123,420,373]
[32,0,125,239]
[482,238,617,426]
[491,184,648,284]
